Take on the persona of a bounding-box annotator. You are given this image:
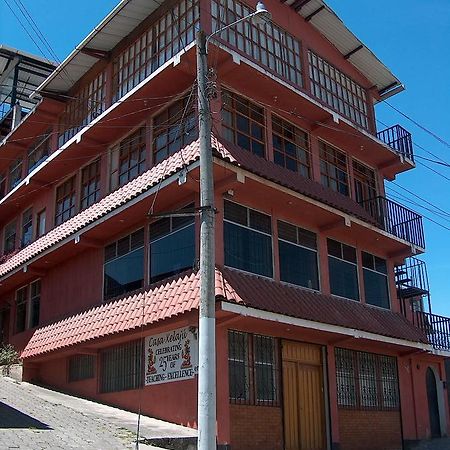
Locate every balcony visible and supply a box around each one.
[377,125,414,162]
[359,196,425,249]
[413,312,450,351]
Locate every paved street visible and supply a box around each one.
[0,376,197,450]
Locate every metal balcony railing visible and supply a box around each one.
[359,196,425,249]
[414,312,450,351]
[377,124,414,162]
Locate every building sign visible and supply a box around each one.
[144,326,198,385]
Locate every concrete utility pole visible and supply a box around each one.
[196,5,270,448]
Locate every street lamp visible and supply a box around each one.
[196,3,271,450]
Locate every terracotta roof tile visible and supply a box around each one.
[22,267,427,359]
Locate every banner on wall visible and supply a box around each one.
[144,326,199,385]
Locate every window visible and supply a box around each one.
[104,229,145,300]
[28,131,51,173]
[362,252,390,309]
[353,160,377,204]
[222,90,265,157]
[15,286,27,333]
[212,0,302,86]
[224,200,273,277]
[69,355,95,382]
[55,176,76,226]
[278,221,319,290]
[149,210,195,283]
[59,71,106,146]
[3,220,17,255]
[112,0,200,101]
[328,239,359,300]
[319,141,349,196]
[110,128,146,191]
[36,209,46,238]
[272,115,310,178]
[309,51,369,130]
[21,208,33,247]
[228,331,279,405]
[8,158,23,191]
[100,340,142,393]
[80,159,101,210]
[335,348,399,410]
[14,280,40,333]
[153,97,197,164]
[0,172,5,200]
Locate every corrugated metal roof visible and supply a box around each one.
[36,0,161,94]
[284,0,403,99]
[37,0,403,100]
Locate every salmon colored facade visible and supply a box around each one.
[0,1,449,449]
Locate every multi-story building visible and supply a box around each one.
[0,1,449,449]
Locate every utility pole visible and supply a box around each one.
[196,29,217,450]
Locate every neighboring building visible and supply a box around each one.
[0,1,449,449]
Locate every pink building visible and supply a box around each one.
[0,1,449,449]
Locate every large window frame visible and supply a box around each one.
[222,90,266,158]
[3,220,17,255]
[8,158,23,191]
[328,238,359,301]
[362,251,390,309]
[14,279,40,333]
[353,159,377,204]
[228,330,280,406]
[319,141,349,197]
[224,200,273,278]
[335,348,400,411]
[55,176,77,226]
[80,158,101,210]
[278,220,319,291]
[21,208,33,248]
[27,131,51,174]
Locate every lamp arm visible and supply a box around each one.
[206,11,258,45]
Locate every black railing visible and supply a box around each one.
[360,196,425,249]
[377,125,414,162]
[414,312,450,351]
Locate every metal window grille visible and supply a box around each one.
[228,330,279,406]
[212,0,302,86]
[69,354,95,382]
[335,348,399,410]
[309,51,369,130]
[100,339,143,393]
[112,0,200,101]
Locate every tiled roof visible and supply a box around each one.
[1,135,372,279]
[219,267,427,344]
[22,267,427,359]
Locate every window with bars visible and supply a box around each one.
[224,200,273,277]
[308,51,369,130]
[222,90,265,157]
[8,158,23,191]
[362,251,390,309]
[21,208,33,248]
[112,0,200,101]
[59,71,106,146]
[272,115,310,178]
[149,206,195,283]
[100,339,143,393]
[3,220,17,255]
[212,0,302,86]
[228,330,279,405]
[28,131,51,174]
[353,160,377,204]
[153,96,197,164]
[55,176,76,226]
[110,128,147,191]
[328,238,359,301]
[335,348,399,410]
[80,159,101,210]
[319,141,349,196]
[278,220,319,290]
[69,354,95,382]
[104,229,145,300]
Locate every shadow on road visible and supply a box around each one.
[0,402,51,429]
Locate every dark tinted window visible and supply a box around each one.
[362,251,389,308]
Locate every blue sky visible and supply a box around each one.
[1,0,449,315]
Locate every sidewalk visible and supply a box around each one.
[0,376,197,450]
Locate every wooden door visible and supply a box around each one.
[426,367,441,437]
[282,341,327,450]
